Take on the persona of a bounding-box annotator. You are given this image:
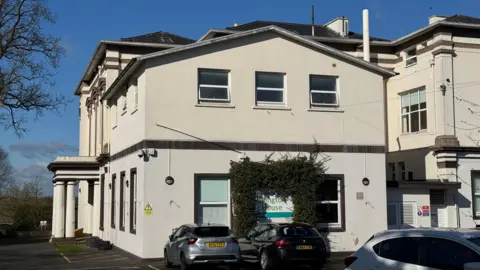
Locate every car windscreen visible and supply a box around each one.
[468,237,480,248]
[193,226,231,237]
[278,225,320,237]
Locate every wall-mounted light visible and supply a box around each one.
[108,183,112,189]
[165,176,174,185]
[126,180,129,187]
[362,177,370,186]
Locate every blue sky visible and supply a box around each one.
[1,0,480,195]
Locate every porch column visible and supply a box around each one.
[65,181,76,238]
[86,181,93,235]
[93,180,100,236]
[54,181,65,238]
[51,182,57,236]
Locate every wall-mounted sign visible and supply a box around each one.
[256,192,293,222]
[421,205,430,217]
[144,203,153,215]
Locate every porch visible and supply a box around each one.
[47,156,101,241]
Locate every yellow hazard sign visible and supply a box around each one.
[144,203,153,215]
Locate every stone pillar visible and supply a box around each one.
[93,180,101,236]
[65,181,76,238]
[54,181,65,238]
[51,182,57,236]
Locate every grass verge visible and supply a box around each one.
[56,243,87,254]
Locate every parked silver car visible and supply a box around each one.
[164,223,241,269]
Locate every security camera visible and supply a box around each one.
[137,150,145,157]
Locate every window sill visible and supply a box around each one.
[131,108,138,115]
[252,105,291,111]
[400,130,430,137]
[405,62,417,68]
[195,103,235,109]
[308,107,344,113]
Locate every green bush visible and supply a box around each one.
[229,148,328,236]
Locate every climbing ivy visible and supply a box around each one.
[229,147,328,236]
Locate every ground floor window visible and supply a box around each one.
[119,171,126,231]
[315,176,345,231]
[111,174,116,229]
[195,174,230,226]
[472,171,480,218]
[130,168,137,234]
[387,202,416,229]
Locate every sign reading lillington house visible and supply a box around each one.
[256,192,294,222]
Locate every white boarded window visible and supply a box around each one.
[401,87,427,133]
[198,69,230,102]
[197,178,230,226]
[255,72,285,104]
[310,75,339,106]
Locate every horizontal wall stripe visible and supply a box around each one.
[109,139,386,162]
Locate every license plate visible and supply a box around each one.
[296,245,313,250]
[206,242,225,248]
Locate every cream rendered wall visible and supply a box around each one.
[140,149,387,258]
[109,69,147,154]
[144,32,386,146]
[386,48,436,152]
[450,46,480,147]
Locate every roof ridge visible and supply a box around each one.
[120,30,195,42]
[229,20,327,29]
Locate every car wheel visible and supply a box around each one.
[164,249,173,267]
[260,250,273,270]
[180,253,190,270]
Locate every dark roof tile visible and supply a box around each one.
[445,14,480,24]
[120,31,195,45]
[226,20,389,41]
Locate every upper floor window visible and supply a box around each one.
[310,75,339,107]
[401,88,426,133]
[132,79,138,109]
[255,72,285,105]
[405,48,417,67]
[198,69,230,103]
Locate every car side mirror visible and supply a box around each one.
[169,235,174,241]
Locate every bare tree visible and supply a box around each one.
[0,0,67,136]
[0,146,13,194]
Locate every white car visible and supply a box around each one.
[345,228,480,270]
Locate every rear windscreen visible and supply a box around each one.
[278,225,319,237]
[193,227,231,237]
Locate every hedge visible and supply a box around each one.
[229,147,328,236]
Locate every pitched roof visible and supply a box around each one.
[102,25,396,101]
[120,31,196,45]
[225,20,390,42]
[445,14,480,24]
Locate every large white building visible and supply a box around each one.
[48,10,480,258]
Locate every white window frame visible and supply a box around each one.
[198,69,230,103]
[309,75,339,107]
[405,47,417,67]
[316,179,342,229]
[400,88,427,134]
[132,79,138,109]
[197,178,231,227]
[473,173,480,217]
[255,72,285,105]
